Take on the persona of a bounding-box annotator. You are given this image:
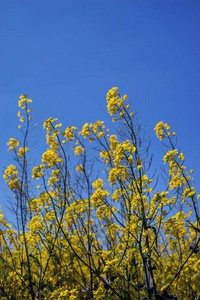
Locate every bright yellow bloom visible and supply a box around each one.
[62,126,77,141]
[32,164,44,179]
[137,164,143,170]
[18,147,29,158]
[7,138,19,151]
[74,146,84,156]
[79,123,91,138]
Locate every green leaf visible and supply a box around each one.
[187,220,200,232]
[23,274,29,280]
[29,253,40,266]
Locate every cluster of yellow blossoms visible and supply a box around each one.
[154,121,175,140]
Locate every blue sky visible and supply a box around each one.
[1,0,200,217]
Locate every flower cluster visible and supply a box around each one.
[3,164,20,190]
[154,121,174,140]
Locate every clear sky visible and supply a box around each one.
[1,0,200,218]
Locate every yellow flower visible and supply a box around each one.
[7,138,19,151]
[76,164,83,172]
[32,164,44,179]
[137,164,143,170]
[18,147,29,158]
[42,149,61,167]
[79,123,91,138]
[4,165,20,190]
[62,126,77,141]
[179,153,185,161]
[74,146,84,156]
[112,118,118,122]
[92,178,104,189]
[128,154,133,164]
